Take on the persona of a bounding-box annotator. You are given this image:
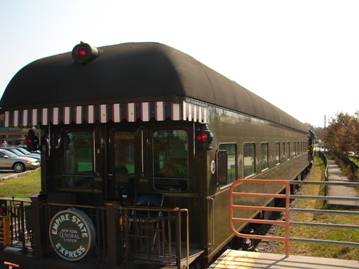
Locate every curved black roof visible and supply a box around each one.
[0,42,307,132]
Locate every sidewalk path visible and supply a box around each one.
[327,160,359,207]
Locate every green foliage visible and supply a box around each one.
[0,169,40,198]
[322,113,359,156]
[348,156,359,167]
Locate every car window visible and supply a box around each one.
[17,148,30,155]
[13,149,25,155]
[0,150,17,158]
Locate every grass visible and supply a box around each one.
[0,169,41,198]
[267,157,359,260]
[348,156,359,167]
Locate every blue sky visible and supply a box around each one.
[1,0,358,127]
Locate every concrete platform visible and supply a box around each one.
[209,250,359,269]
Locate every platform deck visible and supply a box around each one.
[209,250,359,269]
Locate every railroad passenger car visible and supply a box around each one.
[0,42,310,269]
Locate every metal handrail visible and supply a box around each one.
[229,178,291,256]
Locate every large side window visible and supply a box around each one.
[282,142,286,160]
[113,132,136,182]
[260,143,269,171]
[244,143,256,177]
[219,144,237,185]
[64,132,93,174]
[55,131,99,191]
[152,130,188,191]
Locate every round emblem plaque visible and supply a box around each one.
[49,208,95,262]
[210,160,216,175]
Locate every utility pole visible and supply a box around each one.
[324,115,326,128]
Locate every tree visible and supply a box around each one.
[322,113,359,156]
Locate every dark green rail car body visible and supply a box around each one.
[0,42,309,268]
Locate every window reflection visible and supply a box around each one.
[244,143,255,177]
[153,130,188,178]
[219,144,237,185]
[113,132,136,180]
[260,143,269,170]
[64,132,93,174]
[54,131,100,191]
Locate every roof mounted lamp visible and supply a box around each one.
[72,42,99,64]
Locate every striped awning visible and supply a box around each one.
[3,101,208,128]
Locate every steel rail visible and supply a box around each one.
[291,195,359,201]
[290,237,359,247]
[290,208,359,215]
[290,180,359,186]
[290,221,359,229]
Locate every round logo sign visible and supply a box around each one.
[49,208,95,262]
[210,160,216,175]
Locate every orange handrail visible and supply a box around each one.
[229,178,290,256]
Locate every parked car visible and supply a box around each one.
[0,147,40,161]
[13,147,41,161]
[0,149,40,172]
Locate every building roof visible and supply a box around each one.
[0,42,307,132]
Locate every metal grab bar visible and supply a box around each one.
[206,196,215,246]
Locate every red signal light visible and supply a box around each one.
[196,132,209,143]
[72,42,98,64]
[77,48,88,58]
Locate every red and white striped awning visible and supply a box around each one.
[3,101,208,128]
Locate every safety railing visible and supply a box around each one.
[116,206,189,269]
[0,197,32,251]
[229,178,359,256]
[229,179,291,255]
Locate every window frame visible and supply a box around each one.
[51,128,99,193]
[112,130,138,177]
[218,143,238,186]
[260,142,269,171]
[275,142,281,164]
[243,142,256,178]
[151,128,190,192]
[63,131,95,175]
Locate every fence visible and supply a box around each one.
[229,178,359,256]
